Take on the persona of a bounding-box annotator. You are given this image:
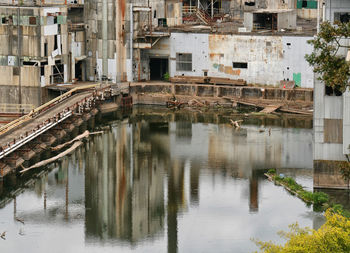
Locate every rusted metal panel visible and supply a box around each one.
[324,119,343,144]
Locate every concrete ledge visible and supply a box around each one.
[129,82,313,102]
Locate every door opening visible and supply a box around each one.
[149,58,168,81]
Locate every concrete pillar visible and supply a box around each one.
[102,0,108,77]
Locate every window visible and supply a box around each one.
[334,12,350,23]
[176,53,192,71]
[29,16,37,25]
[233,62,248,69]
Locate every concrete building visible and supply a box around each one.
[0,2,69,106]
[324,0,350,23]
[0,0,319,110]
[313,0,350,189]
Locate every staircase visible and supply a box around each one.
[196,8,212,25]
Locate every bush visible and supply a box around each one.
[312,192,329,206]
[299,191,314,203]
[163,72,170,81]
[268,169,276,175]
[255,209,350,252]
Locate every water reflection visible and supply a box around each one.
[82,109,314,251]
[0,109,320,253]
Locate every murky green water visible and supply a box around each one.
[0,107,324,253]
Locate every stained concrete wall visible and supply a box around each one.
[167,32,314,87]
[325,0,350,23]
[170,32,209,78]
[282,36,314,88]
[343,88,350,155]
[313,74,346,161]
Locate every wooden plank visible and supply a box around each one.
[260,105,282,114]
[209,77,246,86]
[278,107,313,116]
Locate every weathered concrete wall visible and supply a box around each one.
[282,36,314,88]
[314,160,349,189]
[170,32,209,77]
[313,73,347,162]
[168,32,314,87]
[129,82,314,102]
[208,34,283,85]
[0,85,41,106]
[325,0,350,23]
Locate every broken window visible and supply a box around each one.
[29,16,37,25]
[334,12,350,23]
[233,62,248,69]
[253,13,277,31]
[158,18,167,27]
[176,53,192,71]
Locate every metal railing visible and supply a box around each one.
[0,84,100,136]
[0,83,110,160]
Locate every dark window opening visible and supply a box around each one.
[325,85,343,96]
[158,18,167,27]
[29,16,37,25]
[302,0,308,8]
[41,66,45,76]
[253,13,277,31]
[52,61,64,84]
[233,62,248,69]
[2,17,7,24]
[23,61,36,66]
[287,43,291,46]
[176,53,192,71]
[154,10,157,18]
[334,12,350,23]
[245,1,255,6]
[44,42,48,57]
[54,35,58,50]
[13,67,20,76]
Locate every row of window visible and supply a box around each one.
[0,15,67,26]
[175,53,248,71]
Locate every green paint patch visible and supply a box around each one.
[293,72,301,87]
[297,0,318,9]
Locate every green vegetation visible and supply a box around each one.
[266,170,350,216]
[340,161,350,190]
[305,21,350,94]
[163,72,170,82]
[256,171,350,252]
[255,209,350,253]
[267,171,329,207]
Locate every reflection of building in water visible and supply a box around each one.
[206,125,313,212]
[249,172,259,213]
[208,125,313,175]
[85,122,167,243]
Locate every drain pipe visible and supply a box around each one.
[102,0,108,78]
[317,0,320,33]
[127,4,134,82]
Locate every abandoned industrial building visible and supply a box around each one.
[0,0,323,107]
[0,0,350,252]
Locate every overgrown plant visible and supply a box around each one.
[305,21,350,94]
[254,209,350,253]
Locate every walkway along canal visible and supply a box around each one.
[0,84,114,178]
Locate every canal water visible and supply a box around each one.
[0,107,324,253]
